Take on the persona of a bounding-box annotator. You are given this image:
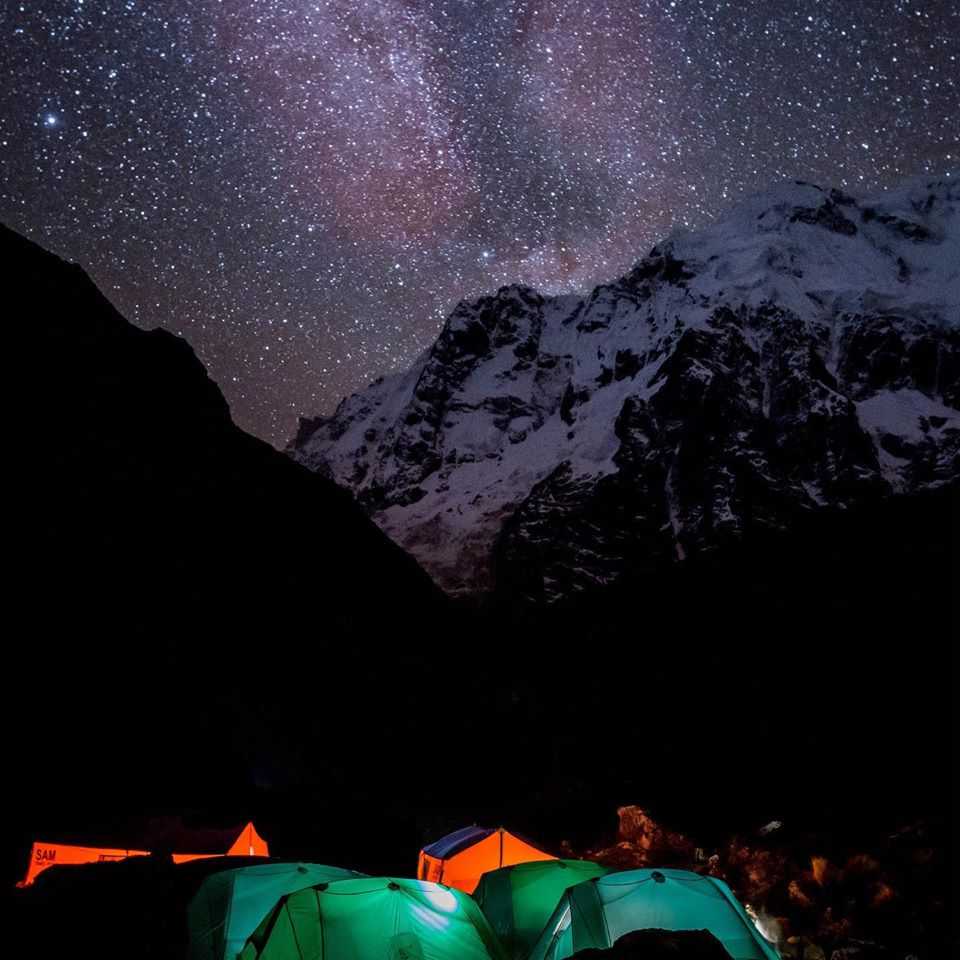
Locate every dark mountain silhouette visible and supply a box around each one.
[5,223,457,881]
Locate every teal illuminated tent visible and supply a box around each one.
[529,868,780,960]
[238,875,508,960]
[188,862,363,960]
[474,860,611,960]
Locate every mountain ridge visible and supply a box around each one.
[291,173,959,600]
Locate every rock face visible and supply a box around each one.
[571,809,951,960]
[291,175,960,601]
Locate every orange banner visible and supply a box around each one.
[19,821,269,886]
[21,842,149,886]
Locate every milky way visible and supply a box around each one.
[2,1,956,444]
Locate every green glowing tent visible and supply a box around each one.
[474,859,611,960]
[187,862,363,960]
[528,868,780,960]
[238,876,508,960]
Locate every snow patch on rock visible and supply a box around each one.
[292,174,960,600]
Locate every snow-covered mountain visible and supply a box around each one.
[291,175,960,601]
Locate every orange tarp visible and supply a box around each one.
[418,827,554,894]
[20,821,268,886]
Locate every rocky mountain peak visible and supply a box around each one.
[291,175,959,600]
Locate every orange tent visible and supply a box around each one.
[417,825,554,894]
[220,821,268,858]
[20,821,268,886]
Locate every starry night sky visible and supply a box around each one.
[2,1,956,444]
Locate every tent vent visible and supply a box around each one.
[652,871,666,883]
[388,881,401,890]
[316,883,329,891]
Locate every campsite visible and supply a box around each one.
[7,822,781,959]
[8,810,950,959]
